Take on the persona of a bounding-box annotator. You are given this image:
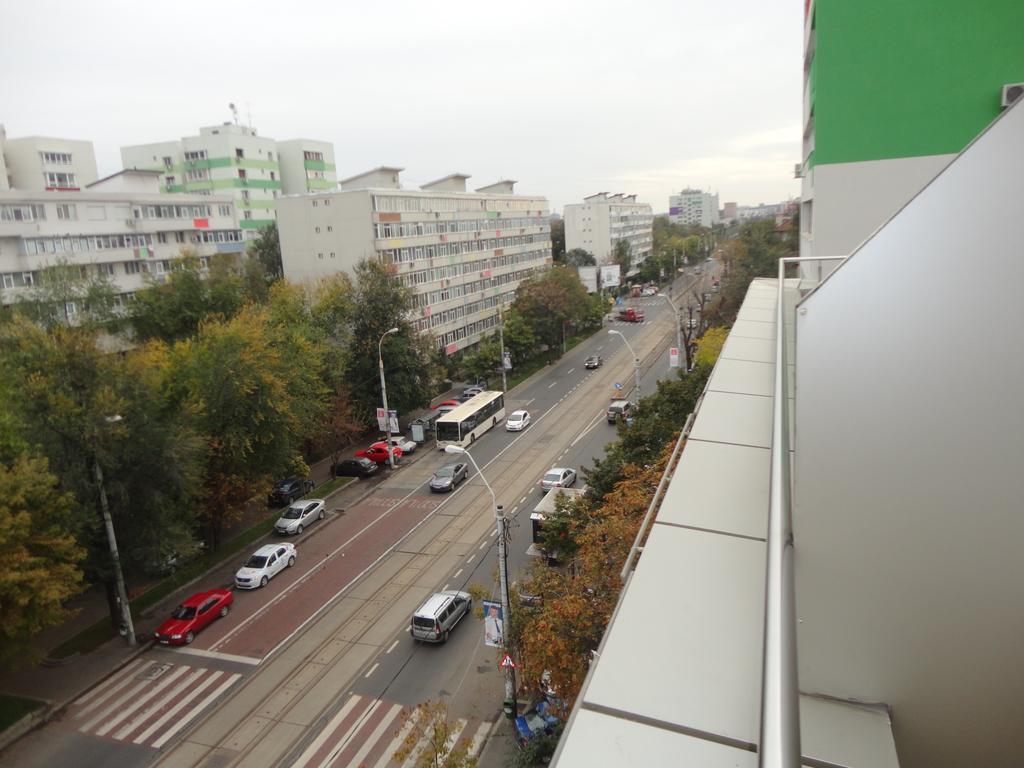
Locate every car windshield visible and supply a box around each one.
[171,605,197,620]
[245,555,268,568]
[282,506,303,519]
[509,414,523,422]
[435,467,454,478]
[544,472,562,483]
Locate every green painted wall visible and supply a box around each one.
[813,0,1024,165]
[241,218,275,230]
[303,159,335,172]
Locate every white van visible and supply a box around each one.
[410,590,472,643]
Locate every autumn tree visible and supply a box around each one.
[248,221,283,280]
[392,699,478,768]
[15,259,120,331]
[512,267,591,357]
[612,239,632,277]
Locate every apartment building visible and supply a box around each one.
[121,123,337,236]
[800,0,1024,260]
[563,192,652,274]
[668,187,719,228]
[0,170,243,310]
[277,168,551,355]
[0,125,98,192]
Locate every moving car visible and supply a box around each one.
[429,462,469,492]
[333,457,379,478]
[373,436,416,454]
[410,590,472,643]
[153,589,233,646]
[584,355,603,369]
[461,386,484,399]
[514,699,560,745]
[505,410,531,431]
[607,399,635,423]
[267,476,315,506]
[431,399,461,410]
[235,543,296,589]
[355,444,402,465]
[540,467,577,493]
[274,499,326,535]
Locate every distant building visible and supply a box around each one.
[736,202,786,221]
[0,125,98,192]
[668,188,719,228]
[121,123,337,237]
[721,201,738,223]
[563,193,652,274]
[0,170,242,310]
[277,168,551,355]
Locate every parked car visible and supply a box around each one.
[436,405,457,417]
[274,499,326,535]
[372,436,416,455]
[431,399,461,410]
[540,467,577,493]
[410,590,472,643]
[268,476,315,506]
[235,543,296,589]
[333,457,379,478]
[461,386,484,399]
[514,698,560,745]
[584,355,603,369]
[505,410,531,431]
[355,444,403,465]
[606,399,635,423]
[429,462,469,492]
[153,589,233,646]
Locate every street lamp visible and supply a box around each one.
[95,414,136,647]
[657,293,682,366]
[444,444,517,717]
[608,329,642,402]
[378,327,400,469]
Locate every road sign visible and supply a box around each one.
[669,347,680,368]
[614,382,622,390]
[376,408,398,433]
[500,654,516,669]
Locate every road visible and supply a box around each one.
[0,266,718,768]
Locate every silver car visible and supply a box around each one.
[429,462,469,492]
[540,467,577,493]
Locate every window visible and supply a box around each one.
[238,169,247,180]
[268,151,274,161]
[124,261,141,275]
[235,148,244,159]
[270,171,275,181]
[97,262,116,276]
[218,204,231,216]
[45,171,77,188]
[1,204,46,222]
[40,151,72,165]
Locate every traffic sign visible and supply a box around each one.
[614,382,622,390]
[500,654,516,669]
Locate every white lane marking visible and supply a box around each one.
[522,398,535,406]
[316,698,384,768]
[75,659,149,708]
[371,707,421,768]
[95,665,191,736]
[468,721,492,757]
[520,496,527,504]
[567,368,575,375]
[570,407,609,447]
[478,540,487,550]
[80,675,154,732]
[336,703,403,768]
[364,663,379,679]
[453,568,463,579]
[386,639,400,654]
[172,646,261,665]
[151,672,241,749]
[443,584,450,591]
[466,554,475,564]
[131,670,224,745]
[510,505,519,516]
[442,719,469,759]
[547,381,556,388]
[114,667,205,741]
[75,660,153,718]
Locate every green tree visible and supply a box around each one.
[499,309,536,370]
[248,222,283,280]
[562,248,596,267]
[512,268,591,357]
[461,333,501,384]
[613,239,632,277]
[0,453,85,667]
[15,259,120,331]
[550,217,565,262]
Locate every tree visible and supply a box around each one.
[513,268,591,357]
[562,248,595,267]
[460,333,500,384]
[248,222,283,281]
[550,217,565,262]
[392,699,478,768]
[499,309,536,371]
[0,453,85,667]
[15,259,120,331]
[612,240,632,277]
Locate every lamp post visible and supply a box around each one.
[657,293,682,366]
[608,329,642,402]
[378,327,400,469]
[497,303,508,393]
[444,445,516,717]
[95,414,135,647]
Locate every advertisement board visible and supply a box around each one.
[599,264,621,289]
[577,266,598,293]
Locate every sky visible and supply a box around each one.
[1,0,803,213]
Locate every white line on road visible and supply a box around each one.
[131,670,224,745]
[172,647,261,665]
[571,407,609,447]
[113,667,205,741]
[96,665,191,736]
[466,554,475,564]
[75,659,149,708]
[372,708,421,768]
[386,639,399,654]
[151,672,241,749]
[478,540,487,550]
[291,694,363,768]
[468,721,492,757]
[510,505,518,516]
[567,368,575,375]
[520,496,527,504]
[443,584,450,591]
[343,703,404,768]
[75,660,153,718]
[80,675,154,732]
[453,568,463,579]
[364,663,379,679]
[548,381,556,388]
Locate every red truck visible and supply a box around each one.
[616,307,645,322]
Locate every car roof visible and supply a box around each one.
[510,410,527,417]
[251,543,288,556]
[546,467,570,474]
[416,592,455,615]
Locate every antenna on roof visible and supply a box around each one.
[246,102,252,130]
[228,103,239,125]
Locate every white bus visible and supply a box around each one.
[435,391,506,449]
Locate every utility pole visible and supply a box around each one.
[378,327,399,469]
[94,457,136,646]
[496,504,517,716]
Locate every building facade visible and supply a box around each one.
[0,170,243,310]
[121,124,337,237]
[668,187,719,228]
[277,168,551,355]
[800,0,1024,259]
[0,125,99,192]
[563,193,652,274]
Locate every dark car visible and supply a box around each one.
[268,476,315,506]
[584,355,602,369]
[429,462,469,492]
[333,457,379,478]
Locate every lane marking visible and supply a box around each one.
[371,707,421,768]
[364,663,379,679]
[468,721,492,757]
[131,670,224,745]
[342,703,404,768]
[567,368,575,375]
[466,554,475,564]
[478,540,487,550]
[80,676,154,732]
[95,665,191,736]
[547,382,556,389]
[151,672,241,749]
[113,667,205,741]
[453,568,463,579]
[510,505,519,516]
[75,659,149,707]
[75,660,153,718]
[520,496,527,504]
[385,639,399,654]
[290,694,364,768]
[319,698,385,768]
[443,584,450,591]
[172,646,261,665]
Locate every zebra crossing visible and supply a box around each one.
[291,693,493,768]
[67,657,241,749]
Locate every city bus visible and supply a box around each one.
[435,391,506,449]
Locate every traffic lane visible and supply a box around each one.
[0,726,155,768]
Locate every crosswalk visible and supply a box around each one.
[68,658,241,749]
[292,693,493,768]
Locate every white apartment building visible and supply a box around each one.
[0,170,243,310]
[563,193,652,274]
[668,187,719,228]
[121,123,337,238]
[0,125,99,193]
[277,168,551,355]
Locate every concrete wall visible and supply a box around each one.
[277,191,375,284]
[3,136,98,191]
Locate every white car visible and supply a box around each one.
[506,410,531,431]
[382,435,417,454]
[540,467,577,493]
[235,543,296,589]
[274,499,325,535]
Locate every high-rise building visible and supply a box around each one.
[121,124,337,237]
[563,193,652,274]
[800,0,1024,260]
[0,125,98,192]
[0,170,242,310]
[277,168,551,355]
[668,187,719,228]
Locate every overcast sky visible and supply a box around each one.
[1,0,802,213]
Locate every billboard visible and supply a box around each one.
[599,264,621,289]
[577,266,598,293]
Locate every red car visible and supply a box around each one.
[431,399,460,409]
[355,444,403,465]
[154,589,233,646]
